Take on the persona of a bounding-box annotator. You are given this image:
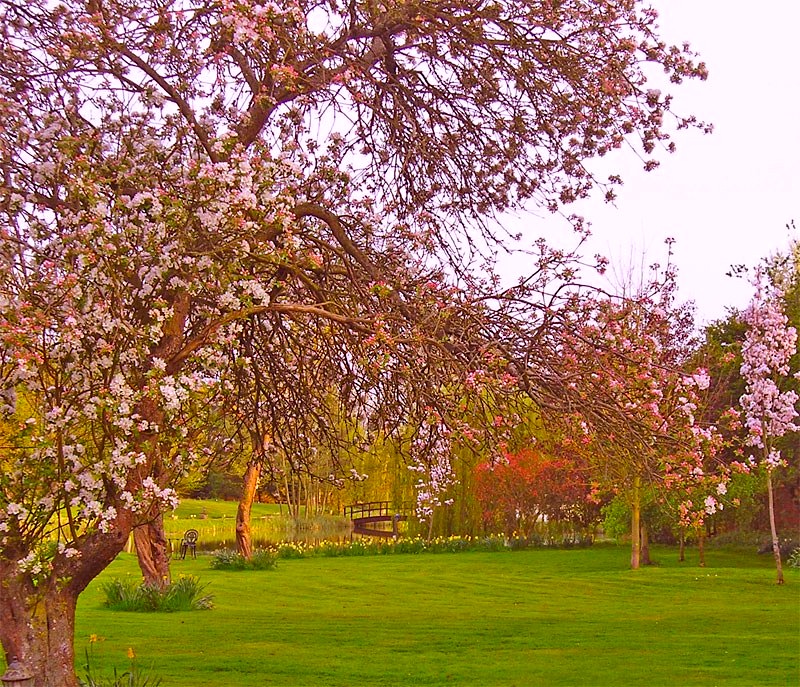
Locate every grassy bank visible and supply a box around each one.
[76,545,799,686]
[162,499,352,550]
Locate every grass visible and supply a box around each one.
[171,499,283,520]
[76,544,799,686]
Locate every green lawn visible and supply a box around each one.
[75,545,799,686]
[172,498,286,520]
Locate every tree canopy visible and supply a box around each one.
[0,1,711,684]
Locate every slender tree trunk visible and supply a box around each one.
[640,521,652,566]
[630,475,641,569]
[303,473,312,518]
[679,528,686,562]
[133,511,171,587]
[766,470,785,584]
[283,469,293,521]
[698,529,706,567]
[236,461,261,560]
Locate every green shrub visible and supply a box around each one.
[191,470,242,501]
[101,576,213,612]
[209,549,248,570]
[249,549,279,569]
[210,548,278,571]
[275,542,307,559]
[707,529,769,549]
[600,497,630,541]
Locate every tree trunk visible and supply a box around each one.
[0,579,80,687]
[130,398,173,587]
[236,461,262,560]
[766,470,785,584]
[698,529,706,567]
[283,469,293,520]
[133,511,170,587]
[630,475,641,569]
[640,521,652,566]
[321,484,330,514]
[304,472,313,517]
[0,518,131,687]
[679,528,685,562]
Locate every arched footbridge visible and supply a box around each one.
[343,501,408,538]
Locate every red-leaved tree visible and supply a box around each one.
[475,446,592,538]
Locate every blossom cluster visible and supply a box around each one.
[408,415,457,522]
[739,273,799,467]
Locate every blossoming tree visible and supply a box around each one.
[739,272,799,585]
[0,0,708,683]
[551,262,726,568]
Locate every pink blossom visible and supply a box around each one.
[739,271,799,458]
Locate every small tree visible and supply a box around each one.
[475,445,592,539]
[739,271,799,585]
[552,260,726,569]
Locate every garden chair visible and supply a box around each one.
[179,529,199,559]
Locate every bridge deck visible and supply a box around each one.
[352,514,408,526]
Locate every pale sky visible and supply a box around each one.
[508,0,800,326]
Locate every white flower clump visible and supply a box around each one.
[408,421,457,521]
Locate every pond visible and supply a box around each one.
[161,515,405,552]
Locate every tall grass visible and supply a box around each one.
[100,575,213,612]
[79,642,163,687]
[269,533,591,559]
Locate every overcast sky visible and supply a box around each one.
[507,0,799,327]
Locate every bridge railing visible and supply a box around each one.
[343,501,394,520]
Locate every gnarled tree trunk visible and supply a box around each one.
[0,522,131,687]
[133,510,171,587]
[130,293,191,585]
[236,460,262,560]
[0,576,78,687]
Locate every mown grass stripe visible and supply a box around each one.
[76,545,799,686]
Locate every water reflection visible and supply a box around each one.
[166,519,405,552]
